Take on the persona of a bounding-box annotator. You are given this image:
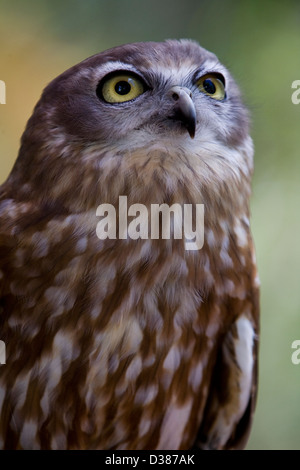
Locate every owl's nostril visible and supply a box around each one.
[171,90,192,101]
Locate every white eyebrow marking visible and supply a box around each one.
[92,61,144,81]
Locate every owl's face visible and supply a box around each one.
[34,40,249,151]
[11,40,252,210]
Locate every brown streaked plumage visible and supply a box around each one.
[0,40,259,449]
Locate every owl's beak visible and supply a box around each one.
[168,86,196,139]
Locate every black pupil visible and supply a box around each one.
[115,81,131,95]
[203,79,216,94]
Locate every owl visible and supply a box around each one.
[0,40,259,450]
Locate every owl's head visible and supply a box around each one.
[22,39,250,148]
[10,40,253,208]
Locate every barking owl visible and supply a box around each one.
[0,40,259,450]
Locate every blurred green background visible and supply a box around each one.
[0,0,300,450]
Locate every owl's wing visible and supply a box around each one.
[195,290,259,450]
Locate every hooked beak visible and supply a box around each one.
[168,86,196,139]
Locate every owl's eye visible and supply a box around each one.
[197,74,226,100]
[99,73,146,103]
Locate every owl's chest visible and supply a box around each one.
[4,220,222,449]
[81,253,218,449]
[86,312,212,449]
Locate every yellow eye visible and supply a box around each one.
[100,73,145,103]
[197,74,226,100]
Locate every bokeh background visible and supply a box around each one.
[0,0,300,450]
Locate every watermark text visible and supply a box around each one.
[291,340,300,364]
[0,340,6,364]
[291,80,300,105]
[0,80,6,104]
[96,196,204,250]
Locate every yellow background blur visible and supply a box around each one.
[0,0,300,450]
